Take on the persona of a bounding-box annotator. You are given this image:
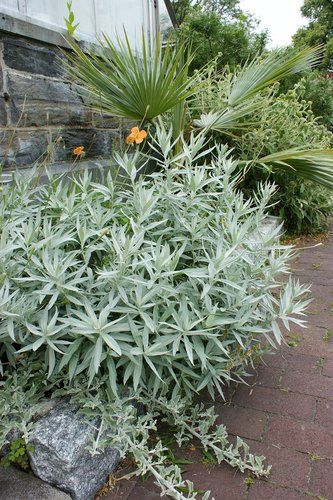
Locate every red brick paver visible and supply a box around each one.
[309,459,333,499]
[248,481,306,500]
[104,226,333,500]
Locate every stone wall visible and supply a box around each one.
[0,31,123,170]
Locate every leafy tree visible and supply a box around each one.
[178,10,267,72]
[172,0,241,24]
[293,0,333,70]
[193,0,241,19]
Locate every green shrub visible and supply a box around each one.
[0,136,308,395]
[236,85,333,234]
[279,71,333,131]
[300,72,333,131]
[241,168,333,235]
[192,67,333,234]
[0,136,310,497]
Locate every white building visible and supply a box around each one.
[0,0,175,47]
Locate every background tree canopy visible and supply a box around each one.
[172,0,268,72]
[293,0,333,71]
[172,0,241,24]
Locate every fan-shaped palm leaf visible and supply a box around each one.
[253,149,333,189]
[228,45,323,107]
[193,100,260,132]
[64,32,200,121]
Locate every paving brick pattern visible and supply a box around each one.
[104,226,333,500]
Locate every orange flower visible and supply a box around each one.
[74,146,84,156]
[125,127,147,145]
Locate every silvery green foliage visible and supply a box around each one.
[0,370,268,500]
[149,395,270,474]
[0,367,45,445]
[0,135,310,400]
[50,379,270,499]
[0,137,310,498]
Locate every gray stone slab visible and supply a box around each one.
[28,401,120,500]
[9,99,92,128]
[7,72,80,104]
[2,34,65,78]
[0,129,48,167]
[0,466,71,500]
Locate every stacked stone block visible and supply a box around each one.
[0,32,122,169]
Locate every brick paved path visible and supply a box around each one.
[105,226,333,500]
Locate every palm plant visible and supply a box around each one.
[65,33,199,121]
[63,4,333,188]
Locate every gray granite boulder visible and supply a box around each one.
[0,466,70,500]
[28,401,120,500]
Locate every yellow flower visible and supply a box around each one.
[74,146,84,156]
[126,127,147,145]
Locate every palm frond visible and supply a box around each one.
[228,45,323,107]
[64,32,200,121]
[254,149,333,189]
[194,100,260,132]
